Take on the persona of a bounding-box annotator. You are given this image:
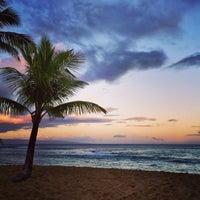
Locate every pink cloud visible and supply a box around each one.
[0,55,26,71]
[54,42,65,52]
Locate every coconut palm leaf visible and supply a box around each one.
[0,40,18,55]
[53,50,85,72]
[0,31,32,59]
[0,67,25,92]
[0,31,32,48]
[0,0,33,57]
[0,0,6,8]
[45,101,107,118]
[0,7,20,27]
[0,97,30,115]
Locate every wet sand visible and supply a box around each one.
[1,165,200,200]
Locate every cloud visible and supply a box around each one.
[0,56,25,71]
[66,136,97,143]
[7,0,199,81]
[126,116,156,122]
[44,117,111,126]
[170,53,200,69]
[127,124,153,128]
[127,123,164,128]
[0,122,31,133]
[168,119,178,122]
[10,0,197,41]
[83,50,167,82]
[191,125,200,128]
[113,134,126,138]
[0,114,31,123]
[0,114,31,133]
[186,131,200,137]
[152,137,165,142]
[0,116,112,133]
[116,121,126,124]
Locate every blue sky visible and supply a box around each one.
[0,0,200,144]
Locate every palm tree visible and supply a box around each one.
[0,0,32,57]
[0,36,106,182]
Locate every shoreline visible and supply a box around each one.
[0,164,200,175]
[1,165,200,200]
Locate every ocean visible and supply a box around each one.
[0,144,200,174]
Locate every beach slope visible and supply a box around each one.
[1,165,200,200]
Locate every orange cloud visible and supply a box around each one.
[0,114,31,124]
[168,119,178,122]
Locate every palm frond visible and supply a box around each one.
[42,76,88,106]
[0,35,106,121]
[45,101,107,118]
[53,50,85,72]
[0,67,25,93]
[37,36,54,71]
[0,0,6,8]
[19,43,36,67]
[0,97,30,115]
[0,31,33,59]
[0,31,32,47]
[0,67,34,107]
[0,7,20,28]
[0,0,33,57]
[0,40,18,55]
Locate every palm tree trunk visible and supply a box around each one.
[23,121,39,174]
[12,120,40,182]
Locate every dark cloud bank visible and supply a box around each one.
[170,53,200,69]
[0,122,30,133]
[82,50,167,82]
[6,0,200,82]
[0,117,111,133]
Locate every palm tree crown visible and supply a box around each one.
[0,36,106,181]
[0,36,106,117]
[0,0,32,57]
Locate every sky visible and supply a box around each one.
[0,0,200,144]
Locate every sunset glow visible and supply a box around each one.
[0,114,30,124]
[0,0,200,144]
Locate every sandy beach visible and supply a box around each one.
[1,165,200,200]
